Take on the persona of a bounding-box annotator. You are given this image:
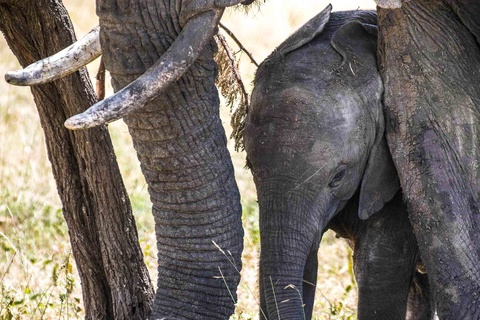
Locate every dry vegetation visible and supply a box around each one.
[0,1,375,319]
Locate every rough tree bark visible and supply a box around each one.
[0,0,154,319]
[378,1,480,318]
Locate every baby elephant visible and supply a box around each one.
[244,5,430,320]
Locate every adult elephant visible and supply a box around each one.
[6,0,252,318]
[376,1,480,319]
[244,6,430,319]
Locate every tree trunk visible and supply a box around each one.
[378,1,480,318]
[0,1,153,319]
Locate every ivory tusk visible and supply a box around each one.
[5,26,101,86]
[64,9,223,130]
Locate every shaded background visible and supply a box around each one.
[0,1,375,318]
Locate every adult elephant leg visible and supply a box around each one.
[98,1,243,319]
[378,2,480,318]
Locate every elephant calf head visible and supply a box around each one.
[244,5,399,319]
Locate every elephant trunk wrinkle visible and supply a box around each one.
[260,272,308,320]
[144,106,242,319]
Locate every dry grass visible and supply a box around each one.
[0,1,375,319]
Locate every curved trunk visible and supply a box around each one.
[257,180,324,320]
[378,2,480,318]
[97,1,243,319]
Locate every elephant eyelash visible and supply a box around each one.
[329,166,347,188]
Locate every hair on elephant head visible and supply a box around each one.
[244,5,408,319]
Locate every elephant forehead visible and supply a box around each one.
[276,87,368,132]
[255,86,351,113]
[308,134,367,166]
[291,89,371,163]
[248,87,371,166]
[250,87,370,143]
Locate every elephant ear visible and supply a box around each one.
[330,17,399,220]
[275,4,332,56]
[358,125,400,220]
[330,17,378,73]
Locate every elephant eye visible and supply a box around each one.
[329,166,347,188]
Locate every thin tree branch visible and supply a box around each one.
[96,56,106,101]
[219,22,258,67]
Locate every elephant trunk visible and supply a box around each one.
[257,180,327,320]
[110,61,243,319]
[136,98,243,319]
[96,2,243,319]
[259,235,318,320]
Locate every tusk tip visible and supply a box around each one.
[64,118,81,130]
[5,71,25,85]
[64,113,107,130]
[64,116,92,130]
[5,70,41,86]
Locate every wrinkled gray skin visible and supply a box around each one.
[96,0,247,318]
[378,2,480,319]
[244,6,431,319]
